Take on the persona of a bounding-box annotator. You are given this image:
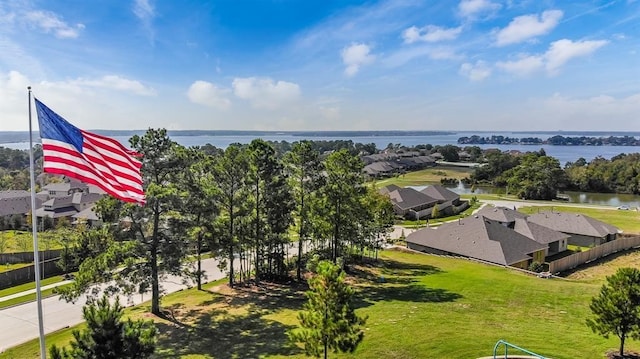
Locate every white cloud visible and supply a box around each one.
[402,25,462,44]
[496,10,563,46]
[545,39,608,74]
[496,55,544,76]
[383,46,461,68]
[133,0,156,42]
[0,71,31,125]
[459,61,491,81]
[232,77,301,110]
[187,81,231,109]
[74,75,156,96]
[539,92,640,129]
[458,0,501,19]
[341,43,375,77]
[495,39,608,76]
[24,10,83,39]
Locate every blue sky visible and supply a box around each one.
[1,0,639,131]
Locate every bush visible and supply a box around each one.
[528,261,545,273]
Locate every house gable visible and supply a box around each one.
[527,211,619,238]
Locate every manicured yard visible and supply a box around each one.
[0,276,65,298]
[0,284,73,310]
[519,205,640,234]
[0,231,63,254]
[2,249,636,359]
[373,165,473,187]
[0,262,30,273]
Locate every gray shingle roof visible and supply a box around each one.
[0,190,42,216]
[388,188,438,211]
[419,185,459,202]
[513,218,569,244]
[406,215,547,266]
[72,206,100,221]
[476,206,527,224]
[379,184,401,195]
[527,211,619,238]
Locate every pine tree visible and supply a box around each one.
[586,267,640,356]
[50,296,157,359]
[284,140,323,280]
[290,260,366,358]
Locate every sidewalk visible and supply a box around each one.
[0,280,73,303]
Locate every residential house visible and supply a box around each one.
[0,190,45,229]
[527,211,619,247]
[364,161,401,178]
[380,184,467,220]
[476,206,527,228]
[42,179,89,198]
[406,215,547,269]
[419,185,464,215]
[513,218,569,256]
[385,187,438,219]
[476,206,569,256]
[361,152,435,178]
[35,192,103,225]
[72,206,103,227]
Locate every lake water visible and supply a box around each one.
[438,182,640,209]
[3,131,639,165]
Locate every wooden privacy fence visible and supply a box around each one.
[548,235,640,273]
[0,249,62,264]
[0,258,63,290]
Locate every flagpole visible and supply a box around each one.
[28,86,47,359]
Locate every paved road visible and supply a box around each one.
[0,257,227,352]
[481,199,616,210]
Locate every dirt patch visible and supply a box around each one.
[565,248,640,281]
[606,350,640,359]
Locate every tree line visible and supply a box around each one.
[458,134,640,146]
[58,129,395,316]
[471,150,640,199]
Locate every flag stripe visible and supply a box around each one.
[82,131,142,169]
[42,140,145,204]
[35,98,145,205]
[81,143,143,186]
[43,142,143,193]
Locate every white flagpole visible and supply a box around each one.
[28,86,47,359]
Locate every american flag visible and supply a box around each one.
[34,99,146,205]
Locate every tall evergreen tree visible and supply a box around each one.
[321,149,366,263]
[289,260,366,359]
[248,139,294,280]
[59,129,188,315]
[178,147,219,290]
[214,144,249,287]
[284,140,323,280]
[587,267,640,356]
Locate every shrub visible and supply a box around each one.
[528,261,545,273]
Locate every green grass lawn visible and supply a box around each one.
[2,249,634,359]
[373,166,473,188]
[0,262,31,273]
[0,284,73,310]
[0,230,63,254]
[519,205,640,234]
[0,276,65,298]
[398,202,482,227]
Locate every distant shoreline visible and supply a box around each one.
[458,134,640,146]
[1,130,640,145]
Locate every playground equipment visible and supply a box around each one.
[476,339,550,359]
